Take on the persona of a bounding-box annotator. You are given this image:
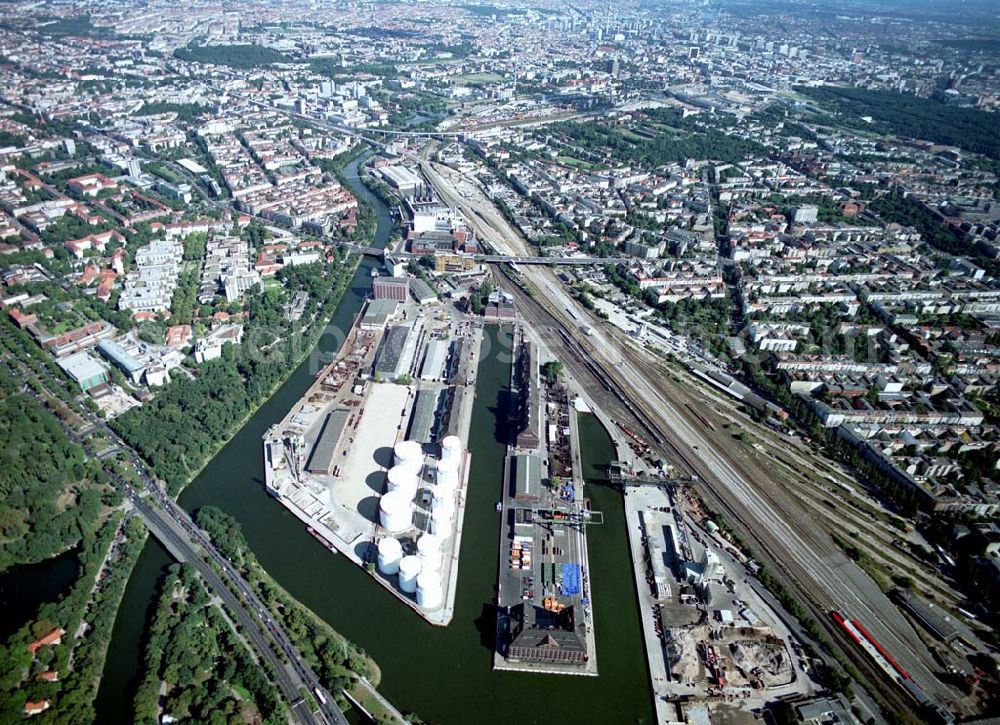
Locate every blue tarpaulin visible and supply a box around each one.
[560,563,580,596]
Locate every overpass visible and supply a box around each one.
[480,255,629,265]
[345,242,628,266]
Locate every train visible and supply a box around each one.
[830,610,911,682]
[684,402,717,432]
[829,610,949,719]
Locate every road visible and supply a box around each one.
[123,487,333,725]
[100,428,350,725]
[0,331,347,725]
[419,159,957,718]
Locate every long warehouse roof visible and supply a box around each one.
[306,408,351,474]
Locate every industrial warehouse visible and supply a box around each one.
[263,291,481,626]
[495,327,600,675]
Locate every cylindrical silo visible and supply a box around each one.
[435,459,460,490]
[432,481,456,504]
[416,571,443,610]
[431,499,455,537]
[440,435,462,464]
[431,509,454,539]
[386,464,419,493]
[416,533,442,572]
[379,490,412,533]
[377,537,403,575]
[397,480,419,502]
[398,554,422,593]
[434,495,456,516]
[393,440,423,468]
[436,454,460,474]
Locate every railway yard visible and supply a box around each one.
[262,293,480,625]
[419,157,980,720]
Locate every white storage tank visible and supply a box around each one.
[376,537,403,575]
[435,461,460,491]
[393,440,423,468]
[433,497,456,519]
[430,511,453,537]
[397,480,419,502]
[436,454,460,475]
[386,464,419,493]
[416,533,442,572]
[398,554,422,593]
[432,481,456,504]
[440,435,462,464]
[431,499,456,537]
[379,490,412,533]
[416,571,443,610]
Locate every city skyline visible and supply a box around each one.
[0,1,998,723]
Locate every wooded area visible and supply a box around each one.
[133,563,285,725]
[174,44,293,69]
[797,85,1000,160]
[0,516,146,723]
[0,373,105,572]
[549,108,766,167]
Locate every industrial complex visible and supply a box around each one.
[262,286,480,625]
[620,476,817,721]
[494,327,600,675]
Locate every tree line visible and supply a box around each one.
[195,507,380,701]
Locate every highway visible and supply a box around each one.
[419,159,957,718]
[0,327,344,723]
[122,486,335,725]
[102,447,347,723]
[116,440,407,724]
[111,448,349,725]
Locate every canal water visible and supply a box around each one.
[97,151,653,723]
[0,546,81,642]
[93,539,172,723]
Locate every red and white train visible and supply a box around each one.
[829,611,948,719]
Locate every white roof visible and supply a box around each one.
[177,158,208,174]
[57,351,108,382]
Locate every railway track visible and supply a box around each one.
[499,269,940,720]
[423,158,949,718]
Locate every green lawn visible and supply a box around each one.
[455,72,504,84]
[556,156,602,171]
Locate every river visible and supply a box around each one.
[97,150,652,724]
[0,546,81,642]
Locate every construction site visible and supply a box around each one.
[262,287,481,626]
[621,476,816,721]
[672,628,796,691]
